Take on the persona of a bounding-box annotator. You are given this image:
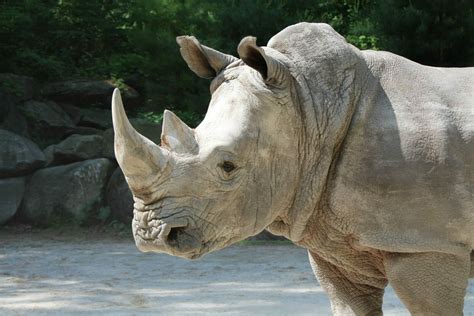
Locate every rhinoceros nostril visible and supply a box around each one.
[155,219,188,245]
[167,227,181,243]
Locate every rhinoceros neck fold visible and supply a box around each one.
[266,31,368,242]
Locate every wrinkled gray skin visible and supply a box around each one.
[112,23,473,315]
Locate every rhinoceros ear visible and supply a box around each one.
[176,36,238,79]
[161,110,198,155]
[237,36,287,85]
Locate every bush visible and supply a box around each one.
[1,0,472,124]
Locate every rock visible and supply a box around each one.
[78,107,112,129]
[58,103,82,124]
[21,100,75,130]
[0,129,45,178]
[0,91,14,121]
[102,118,162,159]
[1,106,30,138]
[106,168,133,224]
[66,126,103,136]
[101,129,115,159]
[20,100,75,147]
[0,177,26,225]
[58,103,108,134]
[0,73,36,101]
[42,79,140,109]
[18,158,114,225]
[129,118,163,144]
[0,91,29,138]
[43,134,104,166]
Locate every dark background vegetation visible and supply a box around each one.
[1,0,473,125]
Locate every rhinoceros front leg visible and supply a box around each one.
[308,250,385,316]
[384,251,470,316]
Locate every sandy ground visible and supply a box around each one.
[0,229,473,316]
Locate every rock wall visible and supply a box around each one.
[0,73,159,226]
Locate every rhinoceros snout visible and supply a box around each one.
[132,211,203,259]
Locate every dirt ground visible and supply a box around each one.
[0,228,473,315]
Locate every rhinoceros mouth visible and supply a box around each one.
[132,210,205,259]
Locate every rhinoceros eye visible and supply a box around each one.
[221,161,236,173]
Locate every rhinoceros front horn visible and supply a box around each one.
[112,89,169,190]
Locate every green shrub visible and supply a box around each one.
[0,0,471,118]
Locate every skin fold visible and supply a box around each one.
[113,23,473,315]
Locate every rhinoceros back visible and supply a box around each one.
[330,50,474,255]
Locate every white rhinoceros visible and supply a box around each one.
[112,23,473,315]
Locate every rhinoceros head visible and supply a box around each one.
[113,35,302,259]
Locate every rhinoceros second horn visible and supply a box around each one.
[161,110,198,155]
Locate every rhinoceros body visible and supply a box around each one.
[113,23,473,315]
[330,52,473,255]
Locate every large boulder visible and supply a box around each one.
[18,158,114,225]
[0,177,26,225]
[20,100,75,147]
[0,129,45,178]
[43,134,104,166]
[57,104,106,134]
[0,73,36,101]
[102,118,162,159]
[66,126,103,136]
[42,79,140,109]
[0,91,29,137]
[59,103,113,130]
[0,91,14,121]
[58,103,82,124]
[106,168,133,224]
[78,107,113,129]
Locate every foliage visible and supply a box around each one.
[0,0,472,125]
[0,78,24,97]
[370,0,474,66]
[139,109,203,128]
[139,111,164,125]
